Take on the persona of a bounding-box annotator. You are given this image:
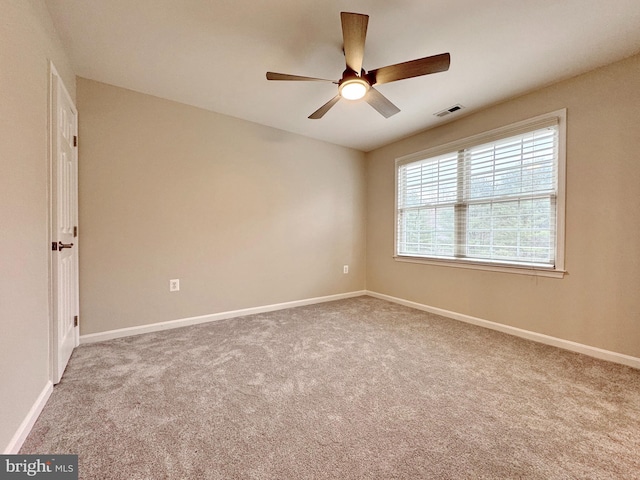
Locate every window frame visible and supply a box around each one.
[394,109,567,278]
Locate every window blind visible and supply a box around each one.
[397,122,559,268]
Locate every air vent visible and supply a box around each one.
[434,104,465,117]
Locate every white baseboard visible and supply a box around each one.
[10,290,636,453]
[366,291,640,370]
[4,381,53,454]
[81,290,368,344]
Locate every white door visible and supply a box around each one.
[50,64,79,384]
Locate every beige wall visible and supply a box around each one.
[3,1,638,450]
[77,78,366,335]
[0,0,76,451]
[366,53,640,358]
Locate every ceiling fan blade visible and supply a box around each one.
[266,72,335,82]
[308,95,341,119]
[368,53,451,85]
[341,12,368,74]
[365,88,400,118]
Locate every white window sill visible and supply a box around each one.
[394,255,566,278]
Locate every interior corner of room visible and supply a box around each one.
[2,0,640,470]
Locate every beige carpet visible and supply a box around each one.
[21,296,640,479]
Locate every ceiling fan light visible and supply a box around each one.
[339,79,369,100]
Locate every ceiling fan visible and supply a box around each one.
[266,12,450,120]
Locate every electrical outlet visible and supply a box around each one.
[169,279,180,292]
[343,265,349,274]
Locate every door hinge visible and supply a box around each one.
[73,226,78,237]
[52,241,58,251]
[73,135,78,147]
[74,315,78,327]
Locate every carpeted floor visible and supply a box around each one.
[21,296,640,479]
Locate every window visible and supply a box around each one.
[395,110,566,277]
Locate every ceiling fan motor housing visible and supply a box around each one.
[338,69,371,100]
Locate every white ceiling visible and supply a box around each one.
[46,0,640,152]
